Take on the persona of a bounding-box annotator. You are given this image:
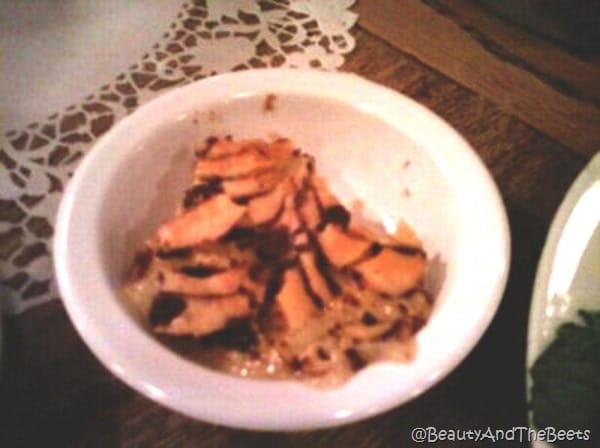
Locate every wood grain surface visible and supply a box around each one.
[356,0,600,156]
[1,1,597,447]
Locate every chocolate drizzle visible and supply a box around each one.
[320,204,350,229]
[149,292,186,326]
[262,265,285,312]
[199,318,258,352]
[296,260,325,310]
[390,244,427,258]
[345,348,367,371]
[127,247,153,281]
[156,247,192,259]
[179,264,222,278]
[183,178,223,208]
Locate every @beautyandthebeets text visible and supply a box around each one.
[410,426,591,444]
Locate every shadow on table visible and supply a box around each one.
[0,301,130,448]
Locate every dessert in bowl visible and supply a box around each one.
[54,68,510,430]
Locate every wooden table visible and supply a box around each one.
[2,1,598,446]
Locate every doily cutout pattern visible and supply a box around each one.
[0,0,357,314]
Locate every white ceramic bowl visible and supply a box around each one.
[54,69,510,431]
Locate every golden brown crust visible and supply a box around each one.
[317,224,371,267]
[276,267,318,330]
[157,194,246,249]
[159,268,245,296]
[354,249,425,296]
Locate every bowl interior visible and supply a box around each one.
[56,70,509,431]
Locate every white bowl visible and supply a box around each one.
[54,69,510,431]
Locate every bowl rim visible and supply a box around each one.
[54,68,511,431]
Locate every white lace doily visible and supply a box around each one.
[0,0,358,314]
